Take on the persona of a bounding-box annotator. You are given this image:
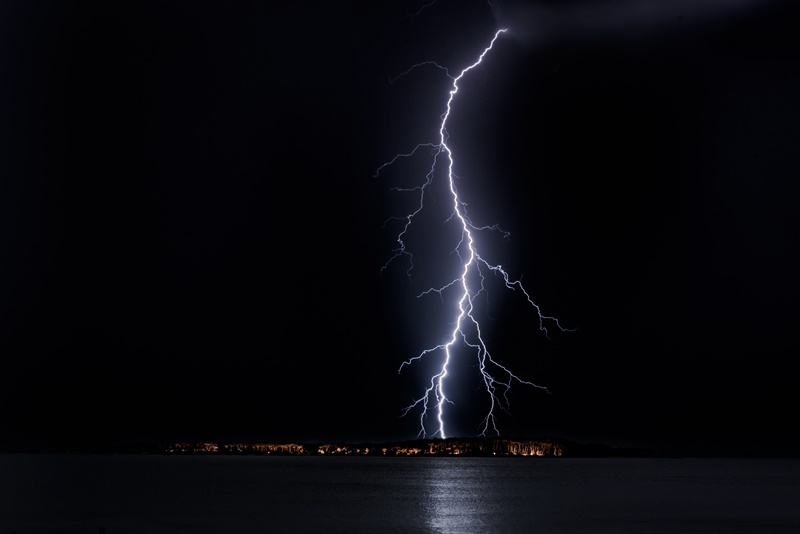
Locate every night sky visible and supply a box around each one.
[2,0,799,457]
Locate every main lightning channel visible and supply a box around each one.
[382,28,571,439]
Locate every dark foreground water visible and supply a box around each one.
[1,454,798,533]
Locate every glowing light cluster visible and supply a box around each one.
[378,28,571,439]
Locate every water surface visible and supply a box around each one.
[1,455,798,533]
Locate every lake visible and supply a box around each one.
[1,454,798,533]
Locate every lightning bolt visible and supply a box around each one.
[378,28,572,439]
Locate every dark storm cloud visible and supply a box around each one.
[491,0,776,46]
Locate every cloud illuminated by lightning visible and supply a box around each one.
[377,28,572,439]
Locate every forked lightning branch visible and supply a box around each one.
[377,28,571,439]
